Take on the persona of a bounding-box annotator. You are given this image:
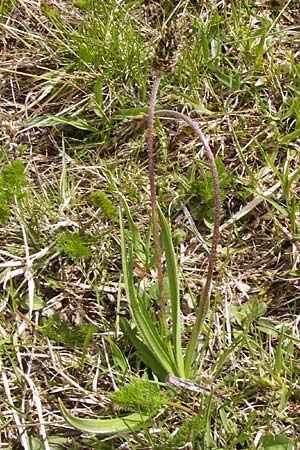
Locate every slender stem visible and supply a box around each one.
[153,109,221,376]
[165,401,196,416]
[146,74,168,337]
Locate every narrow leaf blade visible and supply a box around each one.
[119,204,177,376]
[158,204,185,378]
[59,399,150,435]
[120,318,168,381]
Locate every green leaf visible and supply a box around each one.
[279,128,300,144]
[229,297,266,326]
[78,42,93,63]
[119,202,178,377]
[121,197,145,257]
[158,204,185,378]
[260,434,293,450]
[26,436,44,450]
[120,318,168,381]
[210,65,240,89]
[59,399,151,435]
[246,187,289,218]
[20,294,45,312]
[255,24,267,69]
[94,77,103,106]
[112,106,161,120]
[180,93,215,115]
[105,336,129,375]
[24,115,98,132]
[256,319,279,337]
[47,114,98,131]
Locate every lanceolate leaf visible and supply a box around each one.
[120,317,168,381]
[119,204,178,377]
[157,204,185,378]
[58,399,151,435]
[24,115,98,132]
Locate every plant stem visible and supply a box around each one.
[147,73,168,338]
[153,109,221,376]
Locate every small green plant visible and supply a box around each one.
[57,230,91,260]
[0,159,27,223]
[87,190,117,220]
[109,379,169,415]
[120,73,221,379]
[39,314,96,348]
[186,157,231,223]
[160,414,204,450]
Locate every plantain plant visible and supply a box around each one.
[60,73,221,434]
[120,72,221,379]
